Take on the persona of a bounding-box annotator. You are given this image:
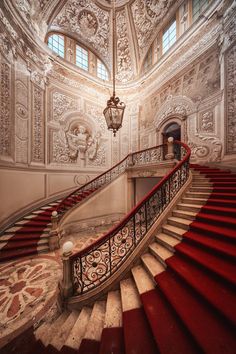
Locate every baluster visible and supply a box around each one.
[109,237,112,276]
[80,256,83,294]
[133,215,136,246]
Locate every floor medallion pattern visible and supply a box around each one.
[0,256,61,344]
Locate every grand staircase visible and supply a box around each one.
[2,164,236,354]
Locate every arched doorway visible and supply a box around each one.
[162,122,181,143]
[162,122,181,159]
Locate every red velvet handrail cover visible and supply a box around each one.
[70,141,191,260]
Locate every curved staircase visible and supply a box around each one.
[0,188,97,262]
[2,164,236,354]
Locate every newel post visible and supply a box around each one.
[61,241,74,299]
[49,210,60,251]
[165,137,175,160]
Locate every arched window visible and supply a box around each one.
[46,32,109,80]
[97,59,109,80]
[76,44,89,71]
[47,34,64,58]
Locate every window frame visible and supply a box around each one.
[47,33,65,58]
[162,18,177,55]
[97,58,109,81]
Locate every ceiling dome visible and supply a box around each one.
[13,0,182,83]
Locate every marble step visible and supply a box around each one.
[172,209,197,221]
[182,197,208,205]
[167,216,192,230]
[141,253,166,278]
[49,310,79,350]
[149,242,173,266]
[177,203,202,213]
[4,226,50,234]
[162,224,185,239]
[132,264,156,294]
[64,307,92,351]
[104,290,122,328]
[192,181,209,185]
[120,278,141,312]
[189,186,213,192]
[14,220,51,227]
[40,311,70,346]
[185,191,211,198]
[155,233,181,251]
[83,301,106,343]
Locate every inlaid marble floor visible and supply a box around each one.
[0,253,61,347]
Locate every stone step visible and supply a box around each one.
[185,191,211,199]
[155,233,181,251]
[83,301,106,343]
[182,197,208,205]
[162,224,185,239]
[37,245,50,254]
[104,290,122,328]
[141,252,165,279]
[64,307,92,351]
[177,203,202,213]
[149,242,173,266]
[50,310,79,350]
[141,252,166,280]
[172,209,196,221]
[190,186,212,192]
[40,311,70,346]
[0,232,50,243]
[167,216,192,230]
[132,264,156,294]
[191,182,212,186]
[120,278,141,312]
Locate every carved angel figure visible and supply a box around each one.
[66,125,88,160]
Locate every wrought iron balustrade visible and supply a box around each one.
[69,141,191,295]
[56,144,165,217]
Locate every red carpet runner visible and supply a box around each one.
[1,164,236,354]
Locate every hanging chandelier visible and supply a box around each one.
[103,0,125,137]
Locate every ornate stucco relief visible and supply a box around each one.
[116,9,134,83]
[32,85,44,163]
[225,41,236,154]
[188,135,222,163]
[51,127,103,166]
[155,95,195,129]
[141,47,220,129]
[15,71,29,164]
[0,59,12,159]
[198,110,215,134]
[52,0,110,66]
[51,91,80,122]
[131,0,174,57]
[85,101,107,135]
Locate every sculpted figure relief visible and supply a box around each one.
[66,124,101,163]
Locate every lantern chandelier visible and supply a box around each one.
[103,0,126,137]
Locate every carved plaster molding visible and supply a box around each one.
[52,0,110,67]
[155,95,196,131]
[31,85,45,163]
[225,41,236,154]
[0,59,12,159]
[188,134,222,163]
